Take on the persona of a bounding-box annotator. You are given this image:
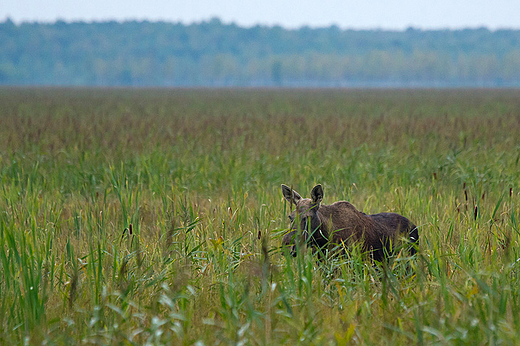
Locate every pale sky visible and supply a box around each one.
[2,0,520,30]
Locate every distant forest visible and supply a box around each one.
[1,18,520,87]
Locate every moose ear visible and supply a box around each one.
[281,184,302,204]
[311,184,323,204]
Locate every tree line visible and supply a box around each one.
[1,18,520,87]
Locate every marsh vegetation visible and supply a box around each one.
[1,88,520,344]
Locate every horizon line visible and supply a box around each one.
[2,16,520,32]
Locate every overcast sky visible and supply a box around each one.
[2,0,520,30]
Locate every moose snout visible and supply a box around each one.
[282,230,298,257]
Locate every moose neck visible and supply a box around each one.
[310,209,329,247]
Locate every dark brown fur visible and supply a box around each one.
[281,184,418,262]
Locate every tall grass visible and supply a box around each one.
[1,87,520,344]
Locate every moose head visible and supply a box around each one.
[281,184,328,255]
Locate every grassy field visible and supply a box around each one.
[1,87,520,345]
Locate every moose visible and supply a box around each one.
[281,184,419,262]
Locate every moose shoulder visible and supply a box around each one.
[281,184,419,262]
